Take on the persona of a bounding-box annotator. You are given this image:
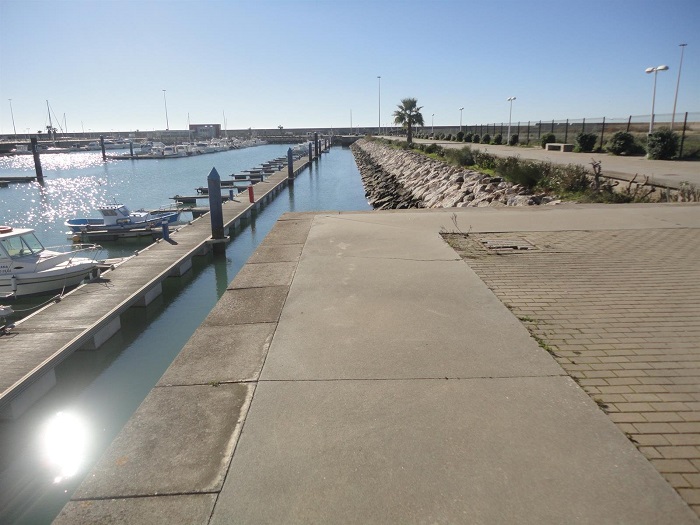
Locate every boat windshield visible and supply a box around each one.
[0,232,45,258]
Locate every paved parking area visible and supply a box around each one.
[445,224,700,515]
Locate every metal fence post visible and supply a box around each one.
[526,121,530,145]
[599,117,606,151]
[538,121,542,140]
[626,115,632,133]
[564,119,569,143]
[582,118,586,134]
[679,112,688,158]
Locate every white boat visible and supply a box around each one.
[64,203,180,233]
[0,226,101,298]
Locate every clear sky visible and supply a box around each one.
[0,0,698,134]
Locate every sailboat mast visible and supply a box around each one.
[46,100,55,145]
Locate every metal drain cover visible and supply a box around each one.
[481,239,536,251]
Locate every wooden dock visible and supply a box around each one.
[0,147,325,419]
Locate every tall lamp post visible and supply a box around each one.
[377,75,381,135]
[507,96,516,143]
[459,107,464,133]
[431,113,434,137]
[671,44,687,131]
[8,99,16,138]
[162,89,170,131]
[645,65,669,134]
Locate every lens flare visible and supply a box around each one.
[40,411,89,484]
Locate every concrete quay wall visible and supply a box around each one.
[352,138,550,210]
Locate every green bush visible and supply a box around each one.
[509,134,519,146]
[472,134,480,144]
[493,133,503,145]
[576,132,597,153]
[445,146,475,167]
[539,162,590,193]
[473,149,496,170]
[464,133,473,143]
[424,143,443,155]
[456,131,464,142]
[646,128,679,160]
[606,131,636,155]
[481,133,491,144]
[540,133,556,149]
[445,133,452,141]
[496,157,543,189]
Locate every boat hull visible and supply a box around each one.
[0,263,97,298]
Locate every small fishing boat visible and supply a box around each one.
[64,204,180,233]
[0,226,101,298]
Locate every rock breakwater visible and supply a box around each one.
[352,139,557,210]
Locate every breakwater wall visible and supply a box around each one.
[352,139,553,209]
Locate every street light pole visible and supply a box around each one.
[507,97,516,144]
[459,107,464,133]
[377,76,381,136]
[162,89,170,131]
[8,99,16,138]
[432,113,434,137]
[645,65,669,134]
[671,44,687,131]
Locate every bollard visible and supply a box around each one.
[161,219,170,241]
[207,167,225,254]
[287,147,294,180]
[314,132,318,159]
[100,135,106,161]
[248,185,255,203]
[308,142,312,163]
[129,141,134,158]
[30,137,44,181]
[229,189,234,200]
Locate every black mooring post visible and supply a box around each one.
[30,137,43,181]
[207,167,225,255]
[308,142,312,163]
[100,135,106,161]
[314,132,318,160]
[287,147,294,180]
[129,141,134,158]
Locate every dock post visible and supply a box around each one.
[308,143,312,163]
[314,132,318,160]
[161,220,170,241]
[207,167,225,254]
[229,189,234,200]
[247,185,255,203]
[287,147,294,181]
[30,137,44,181]
[100,135,106,161]
[129,141,134,158]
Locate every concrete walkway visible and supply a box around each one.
[406,137,700,189]
[56,204,700,524]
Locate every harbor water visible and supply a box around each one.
[0,145,371,524]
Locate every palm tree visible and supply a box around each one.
[393,98,424,144]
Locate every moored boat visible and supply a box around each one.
[0,226,101,298]
[64,204,180,233]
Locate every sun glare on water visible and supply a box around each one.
[40,411,90,484]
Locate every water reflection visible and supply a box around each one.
[40,412,89,484]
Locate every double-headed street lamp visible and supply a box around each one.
[507,97,516,144]
[645,65,668,134]
[459,107,464,133]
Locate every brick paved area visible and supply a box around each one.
[444,228,700,516]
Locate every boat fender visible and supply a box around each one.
[0,226,13,234]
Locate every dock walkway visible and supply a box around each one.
[0,152,315,419]
[56,203,700,523]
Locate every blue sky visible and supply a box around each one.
[1,0,698,134]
